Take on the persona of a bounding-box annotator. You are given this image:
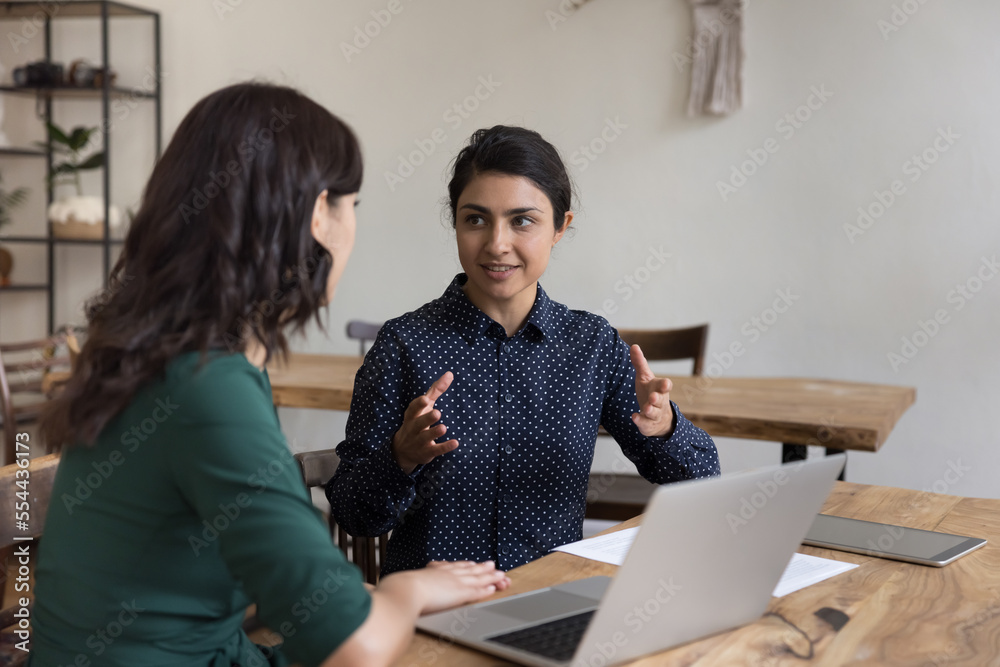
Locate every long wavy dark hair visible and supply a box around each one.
[43,82,363,448]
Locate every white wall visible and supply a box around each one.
[2,0,998,497]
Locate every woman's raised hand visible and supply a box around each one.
[630,345,676,438]
[391,371,460,474]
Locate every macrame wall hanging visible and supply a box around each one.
[686,0,745,116]
[566,0,746,117]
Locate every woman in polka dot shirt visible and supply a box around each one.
[327,125,720,574]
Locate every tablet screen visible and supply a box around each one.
[804,514,984,563]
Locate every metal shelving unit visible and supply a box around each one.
[0,0,161,333]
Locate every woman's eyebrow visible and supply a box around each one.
[459,203,542,215]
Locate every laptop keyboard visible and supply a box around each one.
[486,610,596,662]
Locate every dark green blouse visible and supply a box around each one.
[30,352,371,667]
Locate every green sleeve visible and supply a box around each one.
[167,356,371,667]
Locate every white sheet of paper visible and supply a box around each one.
[552,529,858,597]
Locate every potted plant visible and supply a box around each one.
[39,121,121,240]
[0,170,29,286]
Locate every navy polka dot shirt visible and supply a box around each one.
[326,275,720,573]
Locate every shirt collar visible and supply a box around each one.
[440,274,554,345]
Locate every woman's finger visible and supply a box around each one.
[425,371,454,403]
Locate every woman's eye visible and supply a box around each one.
[465,215,485,226]
[512,216,534,228]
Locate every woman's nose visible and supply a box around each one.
[484,223,511,254]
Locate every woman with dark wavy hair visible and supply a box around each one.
[30,83,508,667]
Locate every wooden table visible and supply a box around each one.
[394,481,1000,666]
[670,376,916,453]
[268,353,361,411]
[266,354,916,456]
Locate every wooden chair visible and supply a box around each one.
[0,453,59,654]
[585,324,709,522]
[294,448,388,585]
[345,320,383,357]
[0,334,75,465]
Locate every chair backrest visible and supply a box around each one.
[294,448,387,585]
[0,334,73,464]
[0,453,59,615]
[616,324,709,376]
[345,320,383,357]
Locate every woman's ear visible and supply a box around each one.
[311,190,332,244]
[554,211,573,245]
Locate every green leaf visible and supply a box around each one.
[46,121,71,147]
[7,187,29,206]
[76,152,105,171]
[51,162,77,175]
[68,127,96,152]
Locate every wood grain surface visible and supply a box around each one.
[265,354,915,451]
[392,481,1000,666]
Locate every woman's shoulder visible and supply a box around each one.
[379,294,459,339]
[160,351,273,416]
[552,300,618,339]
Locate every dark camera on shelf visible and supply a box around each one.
[12,61,65,87]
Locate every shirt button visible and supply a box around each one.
[504,445,513,454]
[502,343,510,353]
[503,493,512,503]
[504,393,513,402]
[501,546,510,555]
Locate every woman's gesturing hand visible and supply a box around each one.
[391,371,460,474]
[630,345,676,438]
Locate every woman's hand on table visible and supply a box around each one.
[630,345,676,438]
[325,560,508,667]
[391,371,460,474]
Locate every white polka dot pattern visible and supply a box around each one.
[326,274,720,573]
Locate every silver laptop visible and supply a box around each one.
[416,455,845,667]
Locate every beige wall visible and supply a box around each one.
[2,0,998,497]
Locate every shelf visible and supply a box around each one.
[0,0,159,333]
[0,85,156,100]
[0,235,125,245]
[0,1,157,19]
[0,147,46,157]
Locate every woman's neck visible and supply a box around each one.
[244,339,267,370]
[462,281,536,338]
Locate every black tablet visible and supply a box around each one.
[803,514,987,567]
